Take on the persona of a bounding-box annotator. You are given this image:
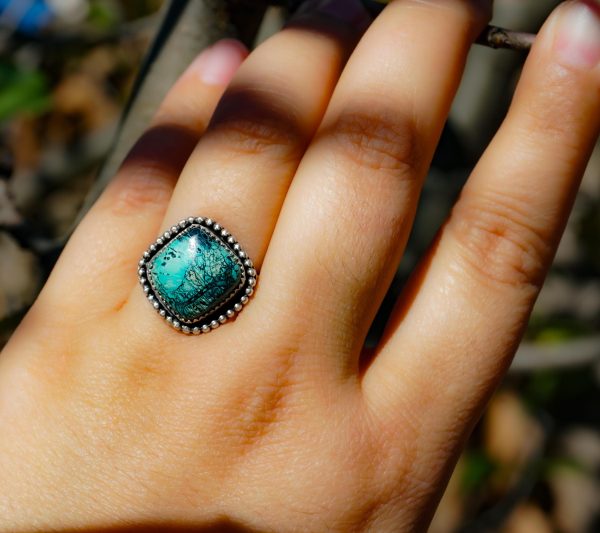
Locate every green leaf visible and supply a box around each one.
[461,451,497,494]
[526,314,592,343]
[87,0,121,31]
[0,63,51,122]
[526,370,560,405]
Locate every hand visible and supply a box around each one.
[1,0,599,531]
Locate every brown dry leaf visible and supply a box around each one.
[502,504,553,533]
[0,232,41,320]
[429,458,466,533]
[9,117,40,172]
[484,391,544,491]
[550,466,600,533]
[50,72,119,139]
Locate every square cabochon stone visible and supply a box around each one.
[147,225,244,323]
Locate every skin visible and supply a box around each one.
[1,0,600,531]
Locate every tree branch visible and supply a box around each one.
[476,25,536,52]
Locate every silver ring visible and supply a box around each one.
[138,217,257,334]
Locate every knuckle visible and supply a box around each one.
[222,118,294,159]
[521,102,576,147]
[105,166,173,216]
[217,116,299,161]
[450,191,551,290]
[209,88,303,162]
[331,110,419,178]
[104,124,198,216]
[518,69,586,151]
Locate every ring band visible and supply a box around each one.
[138,217,257,334]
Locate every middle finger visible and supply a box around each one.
[260,0,491,368]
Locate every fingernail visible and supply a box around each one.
[188,39,248,86]
[293,0,371,31]
[554,0,600,69]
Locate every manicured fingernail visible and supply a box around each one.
[293,0,371,31]
[189,39,248,86]
[554,0,600,68]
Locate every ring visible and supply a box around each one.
[138,217,257,334]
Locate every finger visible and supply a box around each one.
[36,40,248,323]
[123,0,370,333]
[157,1,368,265]
[368,1,600,441]
[260,0,490,369]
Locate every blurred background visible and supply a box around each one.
[0,0,598,531]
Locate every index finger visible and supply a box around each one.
[366,0,600,442]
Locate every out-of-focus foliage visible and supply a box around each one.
[0,63,50,121]
[0,0,162,336]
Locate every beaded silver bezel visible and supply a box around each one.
[138,217,257,335]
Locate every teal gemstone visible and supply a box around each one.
[147,225,244,323]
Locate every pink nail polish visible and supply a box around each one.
[188,39,248,86]
[555,0,600,69]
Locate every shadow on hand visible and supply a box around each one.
[16,520,262,533]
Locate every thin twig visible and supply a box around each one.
[476,25,536,52]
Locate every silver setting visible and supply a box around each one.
[138,216,258,335]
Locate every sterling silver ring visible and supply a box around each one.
[138,217,257,334]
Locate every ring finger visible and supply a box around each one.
[122,0,371,337]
